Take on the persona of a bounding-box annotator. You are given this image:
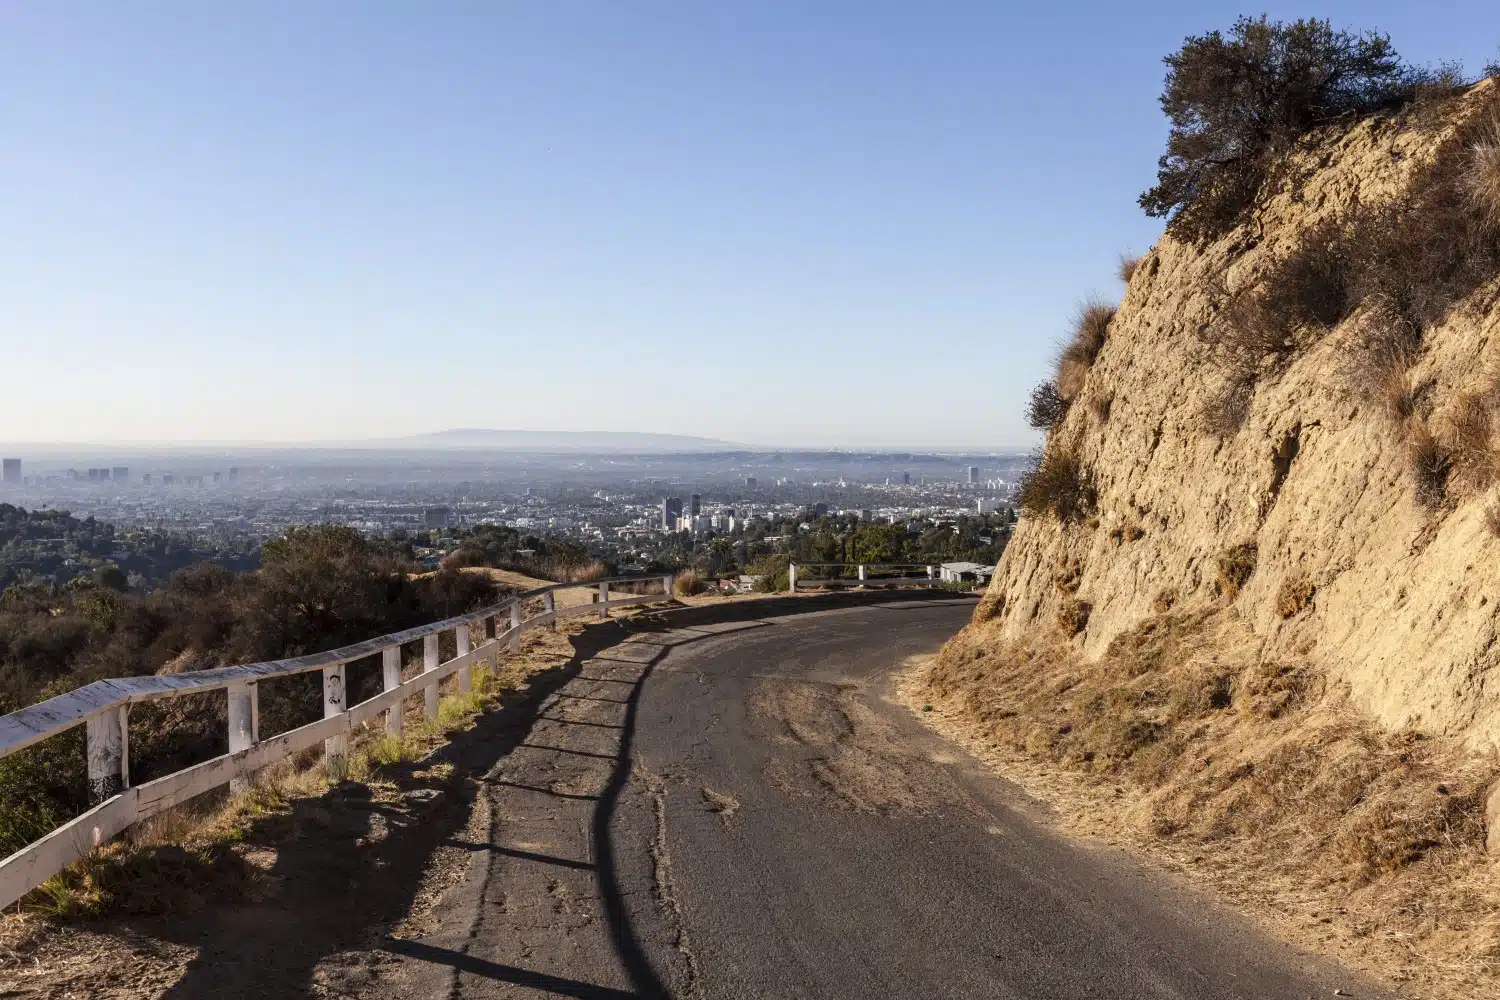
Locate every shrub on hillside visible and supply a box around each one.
[1440,390,1500,495]
[1118,254,1143,284]
[1467,112,1500,229]
[1276,576,1317,618]
[1407,424,1454,509]
[674,568,708,597]
[1141,17,1410,242]
[1214,543,1258,598]
[1018,448,1097,523]
[1056,299,1115,401]
[1026,381,1070,431]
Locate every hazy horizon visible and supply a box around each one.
[0,426,1032,456]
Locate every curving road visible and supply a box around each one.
[373,595,1384,1000]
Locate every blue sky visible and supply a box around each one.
[3,3,1497,449]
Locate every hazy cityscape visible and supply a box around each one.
[0,439,1030,586]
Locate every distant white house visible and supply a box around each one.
[939,561,994,584]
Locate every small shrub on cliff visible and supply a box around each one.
[1440,390,1500,495]
[1118,253,1143,284]
[1254,218,1352,334]
[1056,598,1092,636]
[1026,381,1070,431]
[1276,577,1316,618]
[1017,448,1097,523]
[1465,111,1500,231]
[1214,542,1258,598]
[1344,311,1420,423]
[1056,299,1115,401]
[1407,424,1454,509]
[1142,16,1410,241]
[1484,498,1500,538]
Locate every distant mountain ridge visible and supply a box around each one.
[381,429,739,452]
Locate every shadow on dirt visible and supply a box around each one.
[115,590,975,998]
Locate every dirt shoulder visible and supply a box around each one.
[900,607,1500,1000]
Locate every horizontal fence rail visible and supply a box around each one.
[0,572,674,910]
[788,562,943,591]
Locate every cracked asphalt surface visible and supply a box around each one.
[373,595,1388,1000]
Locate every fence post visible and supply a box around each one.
[858,564,867,583]
[662,573,674,599]
[510,602,522,653]
[323,663,348,780]
[599,581,609,619]
[456,623,472,693]
[789,563,798,593]
[543,592,555,630]
[227,681,255,794]
[423,634,440,721]
[85,707,126,805]
[382,645,403,738]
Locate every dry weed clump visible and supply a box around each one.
[1118,253,1143,284]
[1486,497,1500,538]
[1440,390,1500,496]
[1344,310,1421,423]
[1407,423,1454,509]
[914,610,1500,995]
[1056,299,1116,401]
[1275,576,1316,618]
[673,568,708,597]
[1465,111,1500,229]
[1214,542,1258,598]
[1056,598,1091,636]
[1017,448,1098,523]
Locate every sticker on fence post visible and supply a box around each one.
[85,708,125,805]
[323,663,348,780]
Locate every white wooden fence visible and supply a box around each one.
[0,573,674,911]
[788,562,940,591]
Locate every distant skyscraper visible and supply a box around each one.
[968,466,979,485]
[662,497,683,530]
[424,507,453,528]
[213,471,221,483]
[87,468,101,482]
[229,467,240,481]
[689,493,701,516]
[813,502,828,518]
[112,467,129,482]
[902,471,911,485]
[744,476,757,488]
[1,459,19,484]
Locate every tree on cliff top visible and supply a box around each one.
[1141,16,1409,242]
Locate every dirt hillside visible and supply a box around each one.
[992,80,1500,746]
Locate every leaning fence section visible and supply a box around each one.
[0,573,674,910]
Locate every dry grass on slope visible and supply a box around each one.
[906,609,1500,999]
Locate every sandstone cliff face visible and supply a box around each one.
[988,82,1500,747]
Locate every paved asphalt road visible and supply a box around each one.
[376,595,1386,1000]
